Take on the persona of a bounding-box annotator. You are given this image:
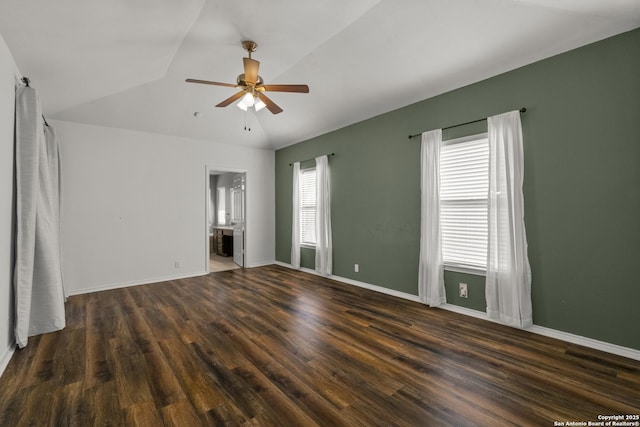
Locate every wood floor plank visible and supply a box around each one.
[157,338,228,414]
[54,327,85,386]
[123,400,163,427]
[230,362,321,427]
[84,293,114,389]
[140,348,187,409]
[0,335,40,397]
[215,321,348,427]
[11,383,55,426]
[48,381,84,426]
[191,342,265,421]
[0,385,27,426]
[109,337,155,409]
[1,264,639,426]
[24,332,61,387]
[91,382,126,426]
[160,400,203,427]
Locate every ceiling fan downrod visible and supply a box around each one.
[241,40,257,59]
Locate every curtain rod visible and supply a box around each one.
[407,108,527,139]
[289,152,335,166]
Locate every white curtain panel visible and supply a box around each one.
[290,162,301,268]
[486,110,532,328]
[418,129,446,306]
[14,85,66,348]
[315,155,332,275]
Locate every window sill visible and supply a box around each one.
[444,263,486,277]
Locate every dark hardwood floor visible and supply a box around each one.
[0,265,638,426]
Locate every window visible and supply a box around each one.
[440,133,488,273]
[217,187,226,225]
[300,168,317,246]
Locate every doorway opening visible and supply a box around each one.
[207,168,246,273]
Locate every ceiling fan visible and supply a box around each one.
[186,40,309,115]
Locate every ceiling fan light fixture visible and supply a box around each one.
[241,92,255,107]
[254,97,266,112]
[236,101,248,111]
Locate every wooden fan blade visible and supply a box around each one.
[257,92,283,114]
[216,91,246,108]
[243,58,260,85]
[258,84,309,93]
[186,78,238,88]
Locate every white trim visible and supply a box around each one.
[3,52,20,378]
[441,304,640,362]
[0,343,16,377]
[247,260,275,268]
[526,325,640,362]
[444,263,486,276]
[205,165,211,272]
[66,259,277,297]
[274,262,640,362]
[274,261,422,302]
[66,271,207,296]
[205,165,249,273]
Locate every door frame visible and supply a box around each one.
[205,165,248,273]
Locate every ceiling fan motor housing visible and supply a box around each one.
[236,74,263,89]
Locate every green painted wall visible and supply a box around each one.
[275,28,640,351]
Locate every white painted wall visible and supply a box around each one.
[0,34,18,371]
[53,121,275,295]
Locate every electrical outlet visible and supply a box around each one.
[354,263,359,273]
[459,283,468,298]
[175,261,181,269]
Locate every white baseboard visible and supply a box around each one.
[274,262,640,362]
[440,304,640,361]
[66,270,208,296]
[527,325,640,362]
[248,260,277,268]
[274,261,424,302]
[65,260,280,297]
[0,343,16,377]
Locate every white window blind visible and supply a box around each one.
[300,168,317,245]
[440,134,488,272]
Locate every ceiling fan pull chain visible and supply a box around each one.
[243,110,251,131]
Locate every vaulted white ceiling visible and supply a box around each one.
[1,0,639,149]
